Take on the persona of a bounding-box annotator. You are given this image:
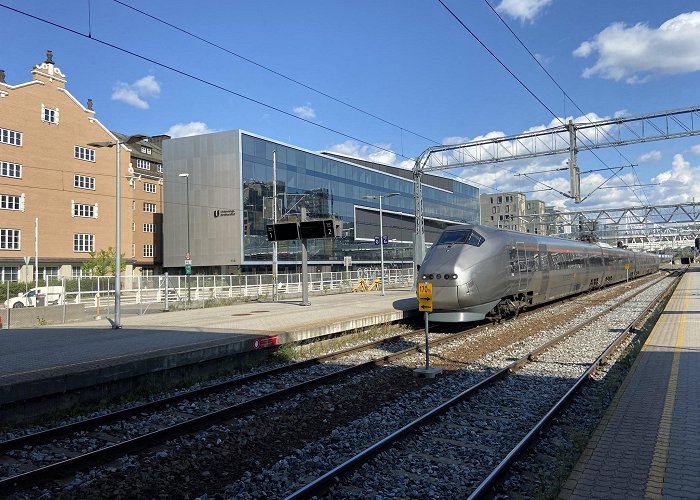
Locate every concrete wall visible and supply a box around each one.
[163,130,243,269]
[0,304,89,329]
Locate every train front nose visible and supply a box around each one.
[421,267,481,310]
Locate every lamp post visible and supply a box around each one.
[179,173,191,305]
[88,134,147,328]
[362,192,399,296]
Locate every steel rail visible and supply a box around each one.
[468,273,679,498]
[0,275,663,494]
[0,324,489,493]
[284,273,673,500]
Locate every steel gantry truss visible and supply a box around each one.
[412,106,700,267]
[518,202,700,251]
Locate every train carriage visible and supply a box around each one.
[418,224,660,322]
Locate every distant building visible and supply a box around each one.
[0,51,163,283]
[480,192,527,232]
[120,132,168,275]
[163,130,480,273]
[525,199,546,234]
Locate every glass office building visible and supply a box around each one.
[163,130,479,273]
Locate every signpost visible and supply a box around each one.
[414,282,442,378]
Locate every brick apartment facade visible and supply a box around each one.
[0,51,163,283]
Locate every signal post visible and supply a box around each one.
[414,282,443,378]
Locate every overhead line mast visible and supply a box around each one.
[412,105,700,268]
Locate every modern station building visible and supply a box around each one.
[163,130,480,274]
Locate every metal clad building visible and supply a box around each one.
[163,130,479,273]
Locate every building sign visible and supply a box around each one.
[214,209,236,218]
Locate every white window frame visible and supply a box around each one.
[72,202,97,218]
[74,174,96,190]
[143,223,156,233]
[41,266,60,281]
[0,228,20,250]
[71,265,83,279]
[156,163,163,173]
[0,266,19,282]
[140,146,152,154]
[0,194,23,211]
[0,128,22,146]
[74,146,96,162]
[73,233,95,252]
[1,161,22,178]
[42,105,59,124]
[143,244,154,258]
[144,182,157,193]
[143,202,157,213]
[136,158,151,170]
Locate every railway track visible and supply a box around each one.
[287,274,677,499]
[0,273,674,498]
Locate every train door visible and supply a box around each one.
[516,242,528,291]
[538,243,549,297]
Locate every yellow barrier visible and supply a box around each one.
[352,277,381,292]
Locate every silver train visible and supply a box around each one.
[418,223,660,322]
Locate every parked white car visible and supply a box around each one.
[3,286,64,308]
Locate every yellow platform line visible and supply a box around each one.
[645,278,688,497]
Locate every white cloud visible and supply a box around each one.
[111,75,161,109]
[573,11,700,83]
[327,140,397,165]
[495,0,553,22]
[650,154,700,204]
[165,122,216,138]
[639,150,662,163]
[292,105,316,120]
[691,144,700,155]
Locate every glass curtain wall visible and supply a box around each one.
[241,134,479,270]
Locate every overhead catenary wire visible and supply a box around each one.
[483,0,650,206]
[0,3,414,165]
[438,0,647,205]
[112,0,441,148]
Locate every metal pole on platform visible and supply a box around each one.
[301,207,310,306]
[362,192,399,296]
[272,150,278,301]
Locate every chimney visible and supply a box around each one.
[87,99,93,111]
[0,69,5,83]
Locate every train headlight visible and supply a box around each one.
[428,274,434,279]
[452,274,458,280]
[421,274,428,280]
[436,274,442,279]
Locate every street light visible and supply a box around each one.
[179,173,191,305]
[362,192,400,296]
[88,134,147,328]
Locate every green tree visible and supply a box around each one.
[81,247,126,276]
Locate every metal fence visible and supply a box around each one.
[52,267,415,310]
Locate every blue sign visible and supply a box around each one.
[374,237,380,245]
[383,235,389,245]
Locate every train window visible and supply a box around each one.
[435,229,485,247]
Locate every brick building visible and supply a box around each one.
[0,51,163,283]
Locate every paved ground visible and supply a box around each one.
[560,267,700,499]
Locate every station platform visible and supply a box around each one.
[560,266,700,499]
[0,288,417,413]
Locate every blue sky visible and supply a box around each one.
[2,0,700,213]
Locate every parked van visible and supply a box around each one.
[3,286,64,308]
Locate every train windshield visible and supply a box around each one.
[435,229,484,247]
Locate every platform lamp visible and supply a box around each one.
[362,192,400,296]
[88,134,147,329]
